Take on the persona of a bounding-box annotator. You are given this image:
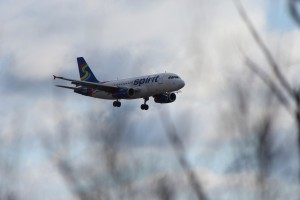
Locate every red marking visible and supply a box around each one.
[87,90,93,96]
[79,64,86,70]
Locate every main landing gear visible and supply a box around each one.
[113,98,149,110]
[113,100,121,107]
[141,97,149,110]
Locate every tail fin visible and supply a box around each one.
[77,57,99,82]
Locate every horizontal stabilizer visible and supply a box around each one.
[56,85,78,90]
[53,75,124,93]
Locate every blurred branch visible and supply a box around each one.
[234,0,300,183]
[0,112,26,200]
[42,134,91,200]
[233,0,294,97]
[256,102,275,200]
[156,177,174,200]
[245,58,293,115]
[161,111,207,200]
[43,105,135,200]
[57,161,90,200]
[289,0,300,27]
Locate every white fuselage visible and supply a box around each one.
[91,73,185,100]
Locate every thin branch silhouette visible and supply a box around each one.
[233,0,294,97]
[233,0,300,183]
[245,58,292,115]
[289,0,300,27]
[161,110,207,200]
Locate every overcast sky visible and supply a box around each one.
[1,0,300,199]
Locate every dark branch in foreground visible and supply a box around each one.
[161,111,207,200]
[289,0,300,27]
[233,0,294,97]
[233,0,300,183]
[245,58,292,115]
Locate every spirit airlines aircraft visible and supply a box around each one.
[53,57,185,110]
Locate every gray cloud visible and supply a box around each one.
[1,0,300,199]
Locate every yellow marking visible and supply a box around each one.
[81,71,89,80]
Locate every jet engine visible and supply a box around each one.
[154,93,176,103]
[113,88,135,99]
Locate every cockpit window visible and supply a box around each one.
[168,76,179,79]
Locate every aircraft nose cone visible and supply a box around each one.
[180,79,185,88]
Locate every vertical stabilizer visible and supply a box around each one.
[77,57,99,82]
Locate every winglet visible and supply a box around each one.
[53,75,57,80]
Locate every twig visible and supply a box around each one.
[289,0,300,27]
[233,0,295,97]
[245,58,293,116]
[161,111,207,200]
[234,0,300,184]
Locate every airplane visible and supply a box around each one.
[53,57,185,110]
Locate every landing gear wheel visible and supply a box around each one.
[113,101,121,107]
[140,97,149,110]
[141,104,149,110]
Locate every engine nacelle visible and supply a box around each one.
[113,88,135,99]
[154,93,176,103]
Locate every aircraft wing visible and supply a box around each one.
[53,75,120,93]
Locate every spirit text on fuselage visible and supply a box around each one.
[133,75,159,86]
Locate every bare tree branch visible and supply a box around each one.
[245,58,293,116]
[156,177,174,200]
[161,111,207,200]
[289,0,300,27]
[233,0,295,97]
[234,0,300,184]
[256,103,275,200]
